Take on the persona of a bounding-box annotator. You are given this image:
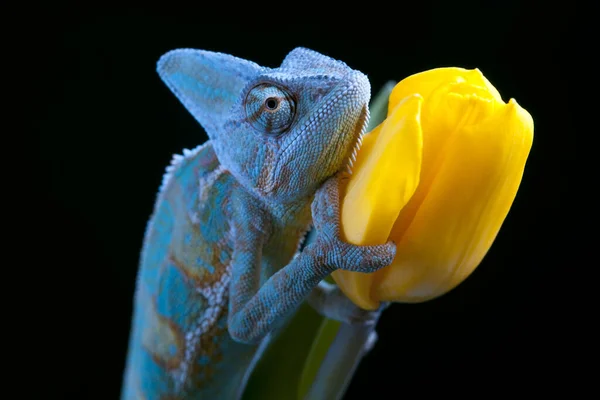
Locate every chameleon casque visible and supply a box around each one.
[121,47,396,399]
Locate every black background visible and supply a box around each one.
[33,4,583,399]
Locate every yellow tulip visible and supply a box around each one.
[333,68,534,310]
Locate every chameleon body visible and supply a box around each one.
[121,47,396,399]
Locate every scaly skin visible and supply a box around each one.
[121,47,396,399]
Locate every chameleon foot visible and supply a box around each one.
[311,172,396,274]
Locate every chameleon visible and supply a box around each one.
[121,47,397,400]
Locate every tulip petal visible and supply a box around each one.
[374,96,533,303]
[389,67,503,113]
[389,67,465,111]
[333,94,424,309]
[342,94,424,245]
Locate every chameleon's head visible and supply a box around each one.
[157,47,370,203]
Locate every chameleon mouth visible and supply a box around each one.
[345,105,370,175]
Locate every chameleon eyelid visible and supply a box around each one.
[244,82,297,136]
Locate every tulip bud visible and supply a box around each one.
[333,68,534,310]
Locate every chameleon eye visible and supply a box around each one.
[245,83,296,135]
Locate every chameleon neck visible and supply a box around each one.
[264,194,314,232]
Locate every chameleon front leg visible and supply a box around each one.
[227,174,396,344]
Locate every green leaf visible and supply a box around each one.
[297,318,341,399]
[367,80,396,132]
[242,303,325,400]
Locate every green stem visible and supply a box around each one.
[299,305,387,400]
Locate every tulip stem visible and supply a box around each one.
[299,303,388,400]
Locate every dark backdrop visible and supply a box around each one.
[34,6,581,400]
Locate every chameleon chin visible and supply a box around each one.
[121,47,396,400]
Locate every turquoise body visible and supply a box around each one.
[121,47,396,399]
